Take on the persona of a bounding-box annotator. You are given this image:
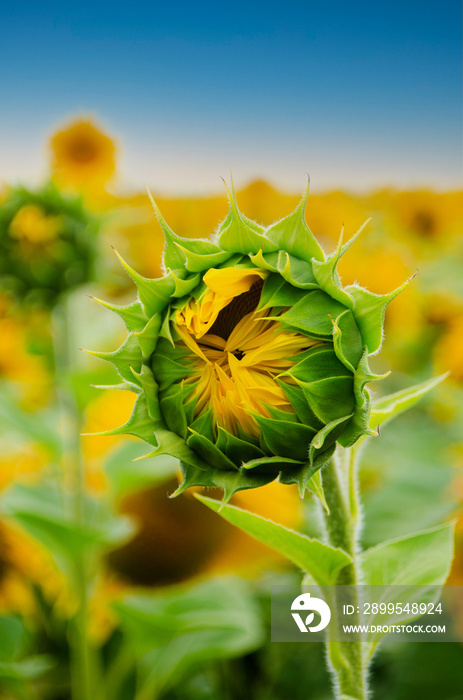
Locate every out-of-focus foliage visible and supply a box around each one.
[0,117,462,699]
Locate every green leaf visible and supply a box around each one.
[196,494,351,584]
[0,386,61,457]
[0,484,134,571]
[370,374,448,430]
[113,577,264,699]
[360,522,455,656]
[360,522,455,587]
[306,469,330,514]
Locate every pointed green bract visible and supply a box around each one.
[88,180,412,499]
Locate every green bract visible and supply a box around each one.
[88,182,408,502]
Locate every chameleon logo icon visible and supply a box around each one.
[291,593,331,633]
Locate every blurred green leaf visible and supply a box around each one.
[195,494,351,585]
[0,617,24,662]
[0,385,62,456]
[113,577,264,698]
[0,483,134,572]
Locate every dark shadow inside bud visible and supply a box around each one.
[209,278,264,340]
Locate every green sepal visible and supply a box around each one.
[248,249,280,271]
[353,349,389,406]
[277,251,319,289]
[129,364,163,423]
[254,415,316,461]
[217,182,279,255]
[348,279,410,355]
[151,338,192,390]
[186,429,238,471]
[338,390,372,447]
[134,313,162,359]
[173,240,231,273]
[331,310,363,372]
[159,382,194,439]
[258,274,309,310]
[84,394,158,446]
[146,188,188,271]
[113,249,176,316]
[286,345,352,384]
[188,408,216,443]
[309,415,352,465]
[84,332,143,385]
[311,230,355,309]
[172,463,276,503]
[241,455,305,474]
[300,375,355,424]
[169,270,201,298]
[277,380,324,430]
[279,289,347,337]
[89,296,147,332]
[265,180,325,263]
[158,308,176,346]
[279,446,335,497]
[142,428,213,472]
[216,427,265,465]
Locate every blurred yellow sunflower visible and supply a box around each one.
[50,119,116,192]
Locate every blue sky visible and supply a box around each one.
[1,0,462,193]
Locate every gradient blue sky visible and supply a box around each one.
[1,0,462,194]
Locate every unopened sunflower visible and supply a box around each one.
[88,182,407,501]
[0,183,99,306]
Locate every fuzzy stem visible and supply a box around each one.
[52,296,94,700]
[321,450,368,700]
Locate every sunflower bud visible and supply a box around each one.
[0,184,99,306]
[89,181,408,501]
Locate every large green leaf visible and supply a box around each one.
[195,494,351,585]
[360,522,455,656]
[370,374,448,430]
[360,522,455,587]
[113,577,264,698]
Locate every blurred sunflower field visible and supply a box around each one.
[0,117,463,700]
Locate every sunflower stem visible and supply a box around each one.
[52,295,94,700]
[321,449,369,700]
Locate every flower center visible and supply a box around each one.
[174,270,318,439]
